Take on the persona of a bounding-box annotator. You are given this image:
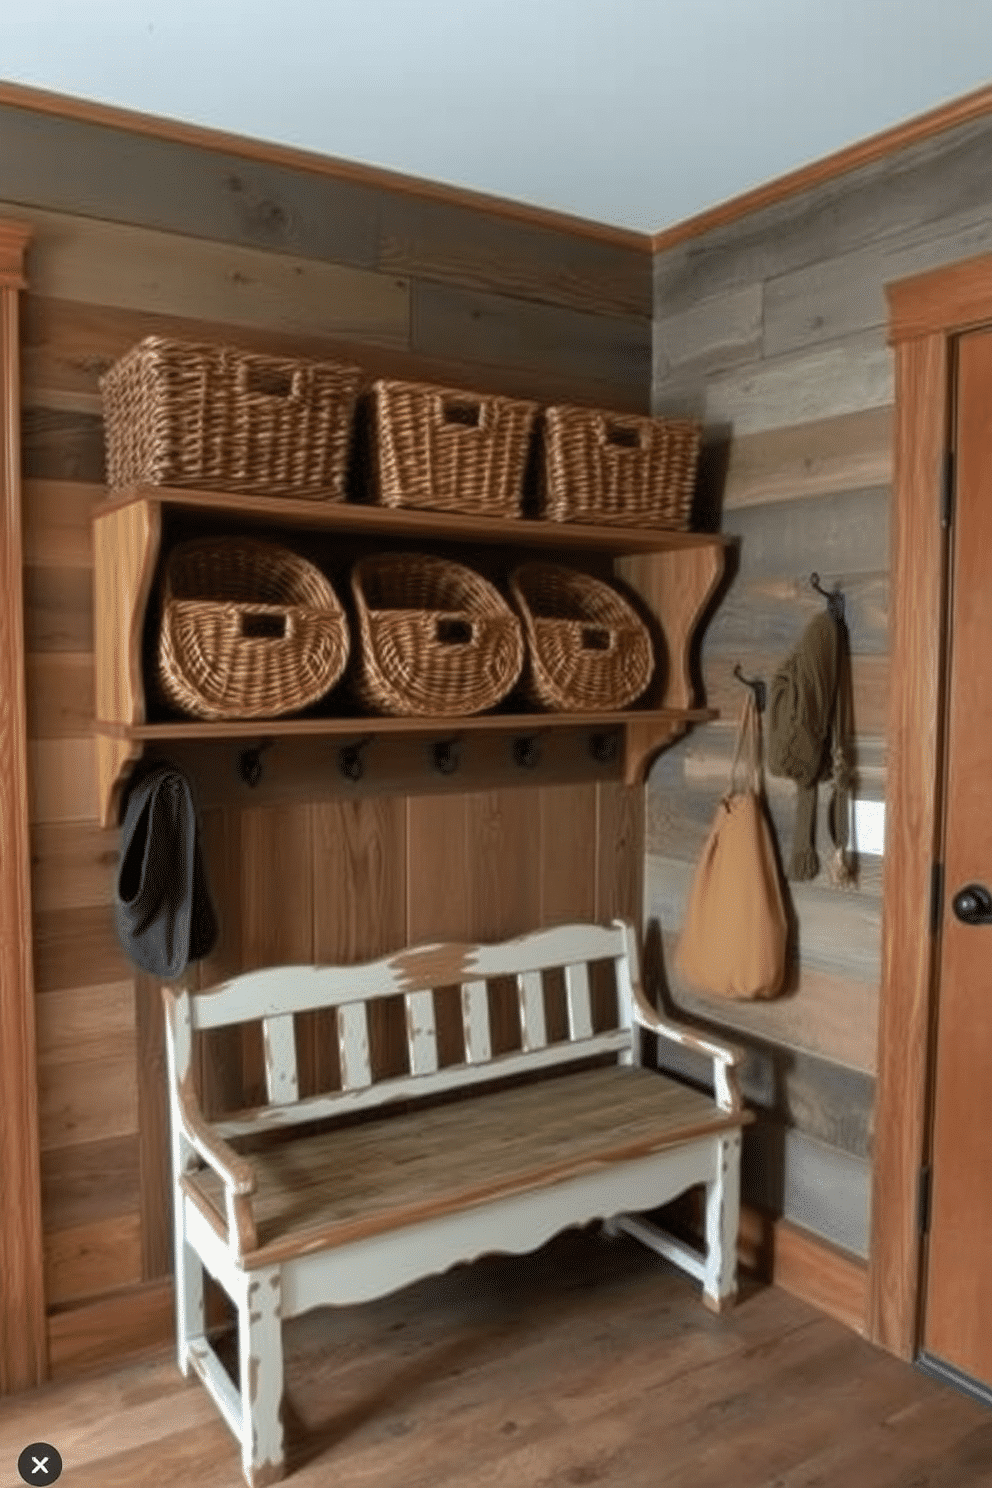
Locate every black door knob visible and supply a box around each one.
[952,883,992,925]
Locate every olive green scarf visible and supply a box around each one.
[767,609,854,884]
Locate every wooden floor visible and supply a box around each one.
[2,1229,990,1488]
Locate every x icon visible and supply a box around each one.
[17,1442,62,1483]
[32,1458,49,1475]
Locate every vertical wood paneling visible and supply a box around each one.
[0,220,47,1393]
[407,795,469,943]
[539,784,598,927]
[312,798,408,1085]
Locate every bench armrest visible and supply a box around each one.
[629,980,745,1114]
[174,1084,259,1258]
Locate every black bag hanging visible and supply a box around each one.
[115,764,218,979]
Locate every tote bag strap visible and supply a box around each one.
[729,692,764,796]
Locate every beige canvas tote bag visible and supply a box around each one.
[675,693,788,999]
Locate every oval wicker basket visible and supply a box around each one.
[350,553,524,716]
[509,563,654,712]
[158,538,350,720]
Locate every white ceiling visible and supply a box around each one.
[3,1,991,234]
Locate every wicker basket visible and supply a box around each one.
[541,405,701,529]
[350,554,524,716]
[370,378,539,518]
[158,538,350,719]
[509,563,654,712]
[100,337,364,499]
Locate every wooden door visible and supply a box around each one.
[922,324,992,1391]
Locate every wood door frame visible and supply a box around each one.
[0,219,46,1391]
[868,251,992,1359]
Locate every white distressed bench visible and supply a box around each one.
[163,919,752,1486]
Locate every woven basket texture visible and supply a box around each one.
[351,553,524,716]
[159,538,349,719]
[541,405,700,528]
[371,378,538,517]
[100,337,364,499]
[509,563,654,712]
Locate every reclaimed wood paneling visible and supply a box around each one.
[22,478,98,564]
[30,822,118,914]
[28,739,99,824]
[312,798,408,1086]
[26,655,94,739]
[716,407,893,512]
[34,982,133,1066]
[16,205,409,346]
[37,1046,138,1153]
[705,331,894,437]
[40,1136,141,1234]
[763,207,992,359]
[411,281,651,409]
[539,785,598,926]
[653,283,763,384]
[653,114,992,313]
[24,564,92,652]
[376,193,651,317]
[44,1214,143,1307]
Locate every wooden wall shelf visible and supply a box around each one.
[93,488,730,827]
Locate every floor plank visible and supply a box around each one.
[0,1229,986,1487]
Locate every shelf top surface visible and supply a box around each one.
[95,486,734,555]
[96,707,716,742]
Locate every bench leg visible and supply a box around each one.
[175,1233,205,1377]
[702,1132,742,1312]
[237,1268,285,1488]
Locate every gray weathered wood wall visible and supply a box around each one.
[649,111,992,1258]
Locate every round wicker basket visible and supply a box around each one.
[158,538,349,719]
[350,553,524,716]
[509,563,654,712]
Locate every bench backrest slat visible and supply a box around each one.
[406,989,438,1076]
[564,962,593,1041]
[262,1014,298,1105]
[517,971,547,1051]
[461,980,491,1064]
[338,1002,372,1091]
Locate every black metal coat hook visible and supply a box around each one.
[512,735,542,770]
[431,738,461,776]
[589,730,621,765]
[733,664,766,714]
[338,736,372,782]
[237,739,274,788]
[810,572,845,623]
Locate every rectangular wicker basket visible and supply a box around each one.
[541,405,701,529]
[370,378,539,518]
[100,337,364,499]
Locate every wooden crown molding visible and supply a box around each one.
[0,220,31,287]
[0,80,646,252]
[652,82,992,252]
[887,251,992,343]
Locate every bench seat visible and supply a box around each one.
[187,1063,743,1269]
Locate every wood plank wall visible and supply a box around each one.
[648,111,992,1260]
[0,99,652,1348]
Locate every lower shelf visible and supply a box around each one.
[94,707,715,826]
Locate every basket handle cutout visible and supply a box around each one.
[435,617,475,646]
[602,419,641,450]
[240,363,302,400]
[441,398,482,429]
[241,612,288,641]
[581,626,613,651]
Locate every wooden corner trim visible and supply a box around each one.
[867,330,951,1361]
[652,82,992,253]
[0,81,646,252]
[0,220,32,287]
[887,251,992,342]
